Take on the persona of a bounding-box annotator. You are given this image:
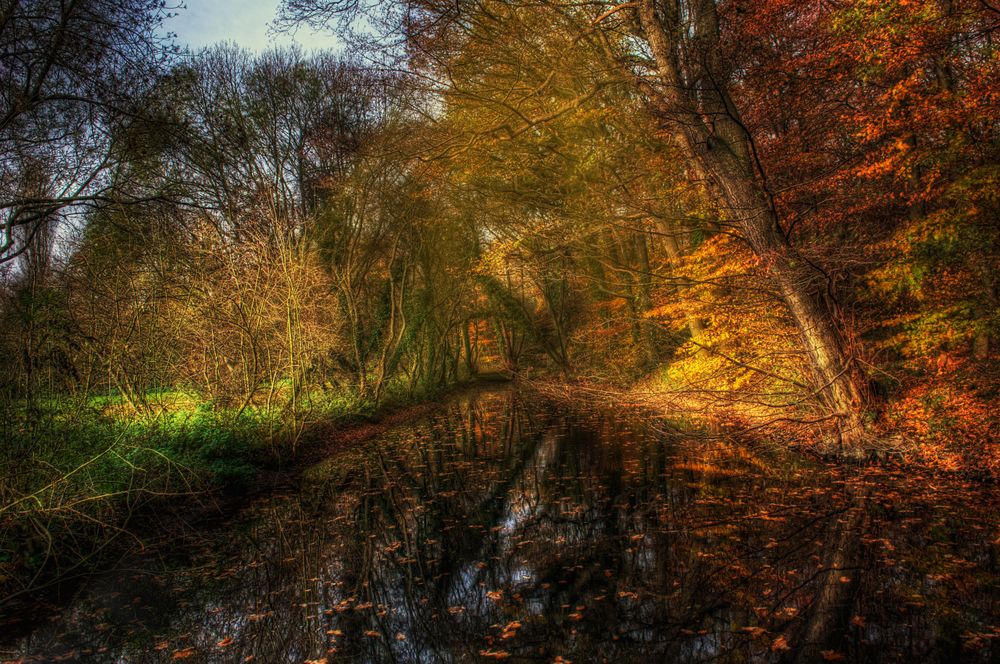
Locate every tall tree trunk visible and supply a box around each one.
[719,174,866,446]
[462,320,479,377]
[635,0,868,449]
[633,231,659,366]
[658,223,707,342]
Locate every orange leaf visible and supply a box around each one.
[479,650,511,659]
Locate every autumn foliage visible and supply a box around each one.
[404,0,1000,470]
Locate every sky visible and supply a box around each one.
[164,0,341,52]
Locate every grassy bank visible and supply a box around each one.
[0,381,466,607]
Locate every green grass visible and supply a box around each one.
[0,405,244,589]
[0,378,448,597]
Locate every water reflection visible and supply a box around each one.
[6,386,1000,662]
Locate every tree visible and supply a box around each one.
[278,0,879,449]
[0,0,173,263]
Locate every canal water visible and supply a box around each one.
[5,385,999,662]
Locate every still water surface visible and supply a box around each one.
[7,386,1000,662]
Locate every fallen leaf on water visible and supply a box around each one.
[479,650,510,659]
[172,648,196,660]
[771,636,791,652]
[500,621,521,639]
[217,637,234,648]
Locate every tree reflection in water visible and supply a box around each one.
[9,386,1000,663]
